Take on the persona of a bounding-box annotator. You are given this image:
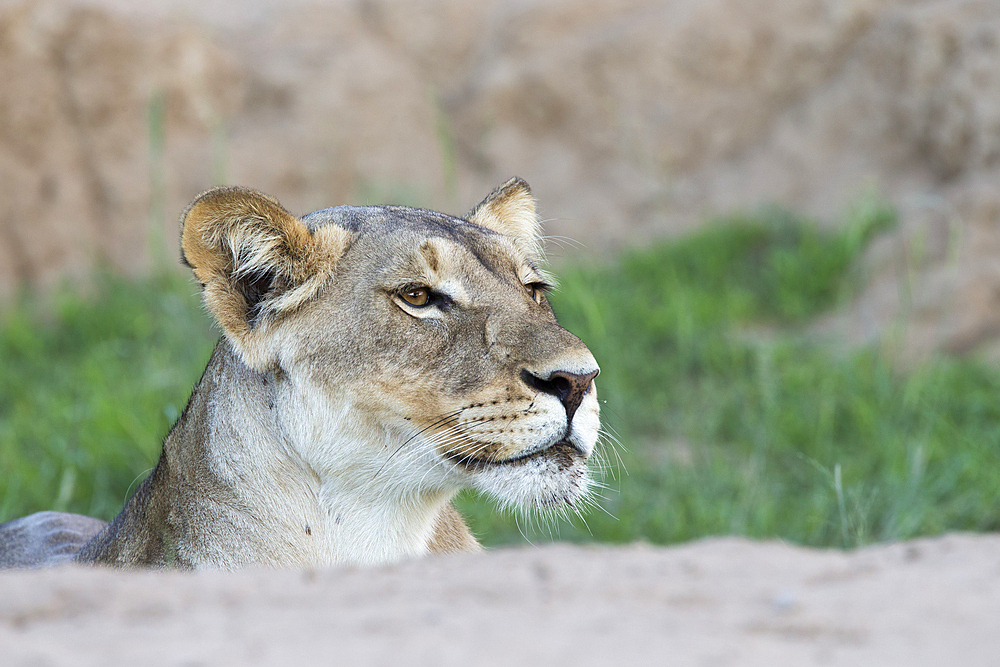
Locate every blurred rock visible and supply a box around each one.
[2,0,1000,359]
[0,0,241,295]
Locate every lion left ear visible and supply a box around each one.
[180,186,352,371]
[466,177,543,261]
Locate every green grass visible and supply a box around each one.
[0,273,216,522]
[2,202,999,549]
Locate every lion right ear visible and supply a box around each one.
[466,177,544,262]
[180,186,351,370]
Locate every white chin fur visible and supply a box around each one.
[469,452,592,510]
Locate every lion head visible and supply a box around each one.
[180,178,601,519]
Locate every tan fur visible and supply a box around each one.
[467,177,544,262]
[181,186,352,370]
[0,179,601,570]
[427,504,482,555]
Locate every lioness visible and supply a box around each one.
[0,178,600,569]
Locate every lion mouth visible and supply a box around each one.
[446,440,584,471]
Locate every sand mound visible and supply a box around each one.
[2,533,997,665]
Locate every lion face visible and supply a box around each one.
[181,179,600,513]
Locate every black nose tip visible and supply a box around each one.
[521,368,599,422]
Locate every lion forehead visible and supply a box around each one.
[304,208,523,293]
[302,204,483,241]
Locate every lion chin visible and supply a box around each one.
[469,441,595,509]
[0,177,601,570]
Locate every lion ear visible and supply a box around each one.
[180,186,351,370]
[466,177,543,261]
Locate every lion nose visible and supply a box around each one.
[520,368,599,422]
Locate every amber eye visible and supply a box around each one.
[401,287,430,307]
[525,283,543,303]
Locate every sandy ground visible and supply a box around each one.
[2,533,998,666]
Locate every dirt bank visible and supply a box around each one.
[2,533,998,666]
[3,0,1000,360]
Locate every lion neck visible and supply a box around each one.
[82,339,464,569]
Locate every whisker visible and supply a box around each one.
[123,468,154,504]
[599,426,629,477]
[373,410,465,479]
[513,509,536,547]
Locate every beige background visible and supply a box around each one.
[3,0,1000,359]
